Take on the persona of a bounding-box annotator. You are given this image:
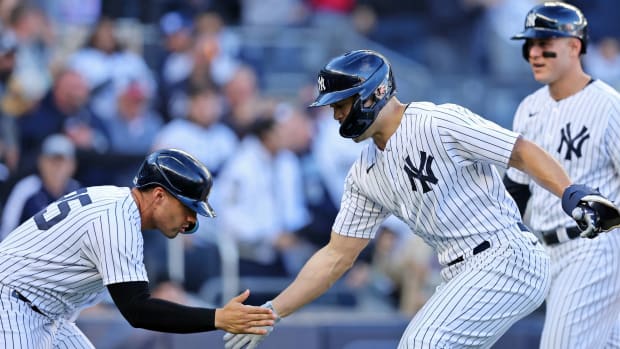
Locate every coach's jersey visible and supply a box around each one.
[0,186,148,318]
[333,102,523,265]
[506,80,620,231]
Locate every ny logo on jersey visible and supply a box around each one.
[403,151,438,193]
[557,122,590,160]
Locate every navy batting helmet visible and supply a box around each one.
[512,2,588,61]
[309,50,396,138]
[134,149,215,232]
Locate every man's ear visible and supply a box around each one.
[570,37,582,57]
[152,187,166,203]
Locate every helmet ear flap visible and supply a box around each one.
[522,41,531,61]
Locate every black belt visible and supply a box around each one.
[447,240,490,266]
[540,226,581,246]
[11,290,45,316]
[447,223,530,266]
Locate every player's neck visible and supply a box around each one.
[548,69,591,101]
[372,98,406,150]
[131,188,148,230]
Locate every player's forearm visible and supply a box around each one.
[508,137,571,197]
[108,282,217,333]
[272,243,356,317]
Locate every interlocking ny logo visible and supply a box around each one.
[557,122,590,160]
[403,151,438,193]
[317,76,326,92]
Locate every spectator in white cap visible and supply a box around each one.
[0,133,80,240]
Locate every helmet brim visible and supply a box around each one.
[309,86,362,108]
[177,195,216,218]
[511,28,575,40]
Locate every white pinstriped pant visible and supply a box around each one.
[0,284,95,349]
[398,230,550,348]
[540,231,620,349]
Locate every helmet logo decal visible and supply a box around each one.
[526,12,537,28]
[318,76,326,92]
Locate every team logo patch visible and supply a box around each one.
[317,76,326,92]
[403,151,438,193]
[557,122,589,160]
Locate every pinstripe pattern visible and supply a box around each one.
[333,102,551,347]
[507,80,620,348]
[0,186,147,348]
[399,226,549,348]
[0,284,95,348]
[506,81,620,231]
[334,102,524,265]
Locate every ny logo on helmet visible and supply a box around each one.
[318,76,326,92]
[526,12,538,28]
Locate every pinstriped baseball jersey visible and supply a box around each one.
[506,80,620,231]
[506,79,620,349]
[0,185,148,319]
[333,101,524,265]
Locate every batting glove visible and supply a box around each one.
[223,301,280,349]
[572,205,601,239]
[562,184,620,239]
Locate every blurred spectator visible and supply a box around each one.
[102,81,163,185]
[6,3,53,101]
[276,103,336,248]
[152,84,237,177]
[156,11,195,121]
[16,69,108,176]
[105,81,163,155]
[0,29,18,179]
[584,37,620,90]
[221,64,269,138]
[37,0,101,27]
[67,17,156,120]
[193,11,241,86]
[213,116,311,288]
[157,11,241,122]
[239,0,309,27]
[0,133,80,240]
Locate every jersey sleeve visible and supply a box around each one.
[435,104,520,169]
[332,165,389,239]
[505,99,532,185]
[82,197,148,285]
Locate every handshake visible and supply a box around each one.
[223,301,280,349]
[562,184,620,239]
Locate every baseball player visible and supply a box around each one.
[222,50,620,349]
[505,3,620,348]
[0,149,276,348]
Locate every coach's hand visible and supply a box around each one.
[562,184,620,239]
[216,290,277,334]
[223,301,280,349]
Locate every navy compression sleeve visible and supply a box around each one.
[107,281,216,333]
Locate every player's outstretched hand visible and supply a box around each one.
[223,301,280,349]
[215,290,277,334]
